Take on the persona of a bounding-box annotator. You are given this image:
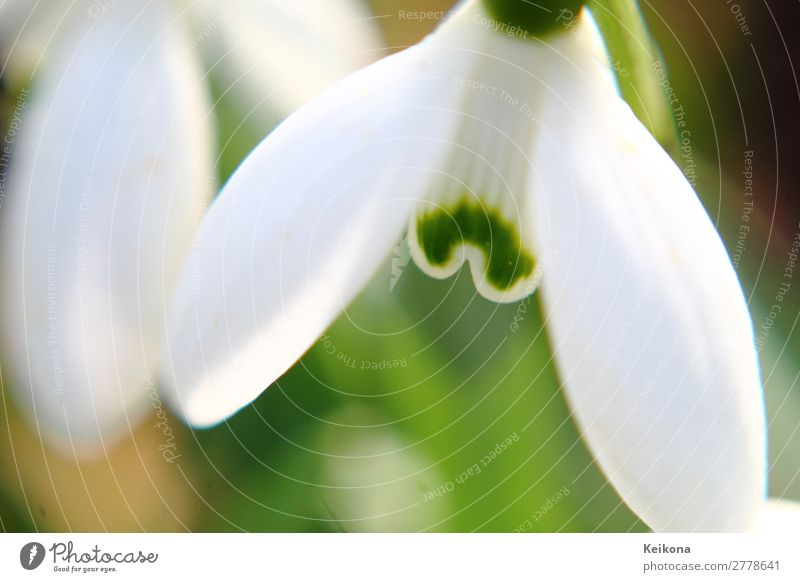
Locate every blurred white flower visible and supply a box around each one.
[757,498,800,533]
[319,405,450,532]
[0,0,383,454]
[160,0,766,532]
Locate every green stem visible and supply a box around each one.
[483,0,587,37]
[588,0,678,154]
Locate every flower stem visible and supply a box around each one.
[588,0,678,154]
[483,0,587,36]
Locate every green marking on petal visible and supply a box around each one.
[482,0,588,37]
[415,201,535,292]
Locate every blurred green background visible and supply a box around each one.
[0,0,798,532]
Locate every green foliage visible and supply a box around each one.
[187,265,645,532]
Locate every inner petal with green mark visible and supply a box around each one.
[405,87,544,304]
[407,1,566,303]
[411,200,536,302]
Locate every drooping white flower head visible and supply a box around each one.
[0,0,384,454]
[159,0,766,532]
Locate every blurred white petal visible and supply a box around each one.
[320,405,450,532]
[531,19,766,532]
[191,0,384,125]
[0,0,71,83]
[757,499,800,533]
[160,38,471,427]
[0,0,33,44]
[0,1,213,453]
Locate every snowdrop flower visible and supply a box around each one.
[161,0,766,532]
[0,0,382,454]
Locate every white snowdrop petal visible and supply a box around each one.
[757,499,800,533]
[0,0,34,43]
[191,0,384,125]
[160,40,470,427]
[531,17,765,531]
[0,2,214,453]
